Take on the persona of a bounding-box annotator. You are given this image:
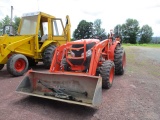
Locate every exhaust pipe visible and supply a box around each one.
[16,70,102,107]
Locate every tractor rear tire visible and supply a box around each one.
[43,45,56,69]
[114,45,126,75]
[100,60,115,89]
[7,54,29,76]
[0,64,4,70]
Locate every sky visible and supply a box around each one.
[0,0,160,37]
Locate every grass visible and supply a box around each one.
[122,43,160,48]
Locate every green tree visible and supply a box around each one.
[0,15,21,35]
[139,25,153,44]
[0,22,2,35]
[93,19,107,38]
[114,24,122,37]
[73,20,93,39]
[0,15,11,35]
[114,24,123,43]
[121,19,140,44]
[13,16,21,33]
[1,15,11,26]
[0,22,3,28]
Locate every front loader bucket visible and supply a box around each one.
[16,70,102,107]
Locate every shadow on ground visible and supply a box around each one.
[13,96,97,119]
[0,63,48,79]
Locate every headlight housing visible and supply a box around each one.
[81,49,92,57]
[70,51,75,57]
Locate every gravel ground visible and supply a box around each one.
[0,46,160,120]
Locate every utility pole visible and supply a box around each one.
[10,6,13,25]
[10,6,13,34]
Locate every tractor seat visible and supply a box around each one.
[40,34,48,42]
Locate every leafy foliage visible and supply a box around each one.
[1,15,11,26]
[73,19,107,40]
[114,18,154,44]
[93,19,107,38]
[139,25,153,44]
[73,20,93,39]
[114,24,123,40]
[121,19,140,44]
[114,25,121,36]
[13,16,21,33]
[0,15,20,35]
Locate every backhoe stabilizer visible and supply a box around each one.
[16,70,102,107]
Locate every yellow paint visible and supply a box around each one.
[0,12,71,64]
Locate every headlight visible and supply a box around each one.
[81,49,92,57]
[70,51,75,57]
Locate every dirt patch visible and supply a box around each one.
[0,46,160,120]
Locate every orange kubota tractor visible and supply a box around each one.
[16,35,126,107]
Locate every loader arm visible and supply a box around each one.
[89,39,120,76]
[64,15,71,42]
[50,44,68,72]
[0,36,34,63]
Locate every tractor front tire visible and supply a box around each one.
[114,45,126,75]
[100,60,115,89]
[7,54,29,76]
[0,64,4,70]
[61,58,70,71]
[43,45,56,69]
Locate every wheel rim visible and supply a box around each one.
[109,67,114,83]
[15,59,26,72]
[122,52,126,69]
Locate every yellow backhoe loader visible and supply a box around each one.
[0,11,71,76]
